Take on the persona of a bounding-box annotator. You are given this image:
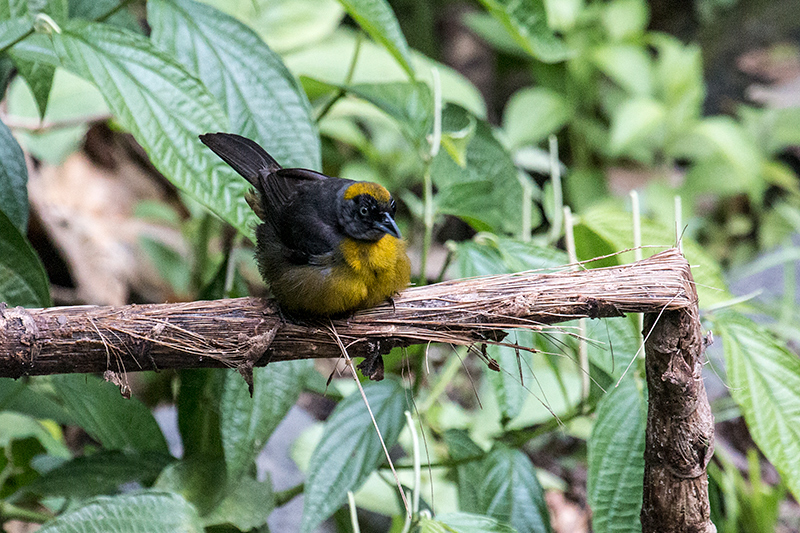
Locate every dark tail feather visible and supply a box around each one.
[199,133,282,188]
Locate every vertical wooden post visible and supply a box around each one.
[641,276,716,532]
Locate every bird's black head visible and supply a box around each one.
[339,182,401,242]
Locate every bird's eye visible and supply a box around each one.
[359,206,369,217]
[390,199,397,214]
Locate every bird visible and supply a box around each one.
[199,132,411,317]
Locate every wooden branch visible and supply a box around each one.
[0,248,695,378]
[0,246,716,528]
[641,268,716,532]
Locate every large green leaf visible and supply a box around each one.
[576,202,731,307]
[200,0,344,54]
[477,0,570,63]
[593,44,653,97]
[445,429,486,513]
[715,312,800,502]
[587,377,646,533]
[300,379,407,533]
[36,491,204,533]
[432,104,524,234]
[477,444,551,533]
[311,79,433,148]
[0,378,74,424]
[335,0,414,79]
[154,456,227,516]
[27,451,174,499]
[0,118,29,232]
[503,87,573,148]
[148,0,320,170]
[202,475,274,529]
[0,16,33,50]
[49,21,261,237]
[419,512,517,533]
[69,0,142,32]
[586,315,640,380]
[12,59,55,119]
[608,98,665,157]
[220,360,310,482]
[452,235,568,278]
[0,208,50,307]
[49,374,169,454]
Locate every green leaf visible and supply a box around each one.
[49,374,169,453]
[200,0,344,54]
[286,30,486,118]
[220,360,310,482]
[0,0,66,21]
[488,330,535,424]
[419,512,518,533]
[36,491,204,533]
[343,81,433,146]
[587,377,646,533]
[69,0,142,32]
[681,117,763,197]
[2,0,66,119]
[433,104,524,234]
[6,67,109,165]
[335,0,415,79]
[503,87,573,148]
[0,378,74,424]
[154,456,227,516]
[477,0,570,63]
[593,44,653,96]
[148,0,320,170]
[0,208,50,307]
[447,429,486,513]
[0,16,33,50]
[477,445,551,533]
[601,0,649,41]
[202,475,274,529]
[9,33,60,66]
[444,428,485,462]
[0,412,69,456]
[12,59,55,119]
[453,235,568,278]
[300,379,407,533]
[576,202,731,307]
[586,315,640,379]
[715,312,800,503]
[608,98,665,156]
[0,118,28,232]
[48,21,259,237]
[27,451,174,499]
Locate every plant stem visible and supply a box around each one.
[0,501,52,523]
[417,165,434,286]
[191,213,212,293]
[274,482,304,506]
[315,32,363,123]
[546,135,563,245]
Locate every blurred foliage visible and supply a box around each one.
[0,0,799,532]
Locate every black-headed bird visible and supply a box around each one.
[200,133,411,316]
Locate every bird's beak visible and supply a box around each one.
[376,212,402,239]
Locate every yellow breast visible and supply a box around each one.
[269,235,410,316]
